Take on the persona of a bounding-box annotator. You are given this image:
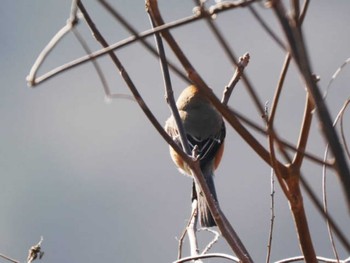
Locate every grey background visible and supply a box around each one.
[1,1,349,262]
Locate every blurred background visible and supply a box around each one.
[1,1,349,262]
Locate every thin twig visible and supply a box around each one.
[78,0,193,168]
[221,53,250,105]
[195,0,264,115]
[291,92,315,168]
[173,253,240,263]
[147,1,254,261]
[275,255,350,263]
[177,204,198,260]
[187,200,201,263]
[247,4,286,50]
[322,99,350,261]
[265,169,276,263]
[200,228,220,255]
[0,254,20,263]
[72,27,134,101]
[26,0,79,86]
[322,145,341,263]
[272,0,350,211]
[28,0,255,87]
[323,57,350,100]
[146,5,191,155]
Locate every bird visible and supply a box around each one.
[165,85,226,227]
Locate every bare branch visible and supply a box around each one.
[195,0,264,115]
[78,0,192,168]
[222,53,250,105]
[147,1,253,261]
[265,169,276,263]
[173,252,240,263]
[0,254,20,263]
[200,228,220,255]
[272,0,350,211]
[26,1,79,86]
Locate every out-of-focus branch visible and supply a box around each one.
[248,4,286,50]
[265,169,275,263]
[72,27,134,101]
[99,0,188,83]
[323,99,350,259]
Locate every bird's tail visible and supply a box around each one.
[192,165,218,227]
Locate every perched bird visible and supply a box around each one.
[165,85,226,227]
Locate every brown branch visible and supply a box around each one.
[221,53,250,105]
[272,0,350,212]
[77,1,192,169]
[292,92,315,168]
[147,7,192,155]
[195,0,264,115]
[232,107,332,167]
[147,1,253,262]
[147,0,290,175]
[301,174,350,253]
[248,4,286,50]
[286,173,317,263]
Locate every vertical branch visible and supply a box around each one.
[265,169,275,263]
[146,8,191,155]
[291,91,315,168]
[286,173,317,263]
[147,0,286,171]
[147,7,203,261]
[187,200,202,263]
[272,0,350,210]
[146,2,254,262]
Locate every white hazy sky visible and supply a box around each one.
[1,1,349,262]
